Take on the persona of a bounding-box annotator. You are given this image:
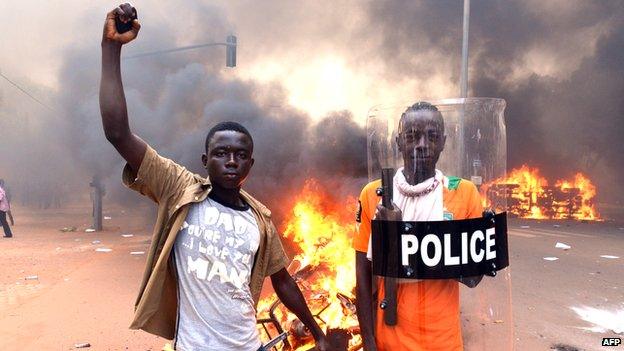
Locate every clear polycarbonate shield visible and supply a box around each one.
[365,98,513,350]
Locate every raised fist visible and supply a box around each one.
[102,3,140,44]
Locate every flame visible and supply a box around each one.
[482,165,601,220]
[257,179,361,349]
[555,173,599,220]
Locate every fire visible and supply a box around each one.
[482,165,601,220]
[555,173,599,220]
[256,179,361,350]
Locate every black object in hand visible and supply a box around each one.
[380,168,394,208]
[115,8,138,34]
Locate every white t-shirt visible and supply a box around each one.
[173,193,261,351]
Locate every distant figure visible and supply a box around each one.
[90,175,105,231]
[0,179,13,238]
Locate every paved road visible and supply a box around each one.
[1,206,622,350]
[507,220,624,351]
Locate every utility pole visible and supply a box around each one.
[458,0,471,179]
[460,0,470,98]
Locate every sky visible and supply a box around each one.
[1,0,623,215]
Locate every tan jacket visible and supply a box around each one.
[122,145,290,339]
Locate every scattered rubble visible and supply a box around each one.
[555,242,571,250]
[550,343,581,351]
[571,305,624,334]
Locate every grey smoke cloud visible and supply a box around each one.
[5,2,367,217]
[468,1,624,203]
[1,0,622,217]
[364,0,624,204]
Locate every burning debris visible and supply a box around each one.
[256,180,361,350]
[481,165,601,220]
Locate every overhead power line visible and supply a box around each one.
[0,71,55,111]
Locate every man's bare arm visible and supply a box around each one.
[99,3,146,173]
[270,268,333,351]
[355,251,377,351]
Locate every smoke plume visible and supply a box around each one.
[1,0,622,220]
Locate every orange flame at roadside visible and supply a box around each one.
[555,173,599,220]
[282,183,357,309]
[256,179,360,349]
[482,165,601,220]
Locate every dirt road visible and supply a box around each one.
[1,205,622,350]
[508,220,624,351]
[0,204,167,350]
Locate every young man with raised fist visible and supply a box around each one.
[100,4,332,351]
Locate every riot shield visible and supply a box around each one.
[363,98,512,351]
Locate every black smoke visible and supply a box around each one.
[1,3,368,222]
[365,0,624,205]
[1,0,622,220]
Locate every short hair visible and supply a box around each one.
[205,121,253,151]
[398,101,444,134]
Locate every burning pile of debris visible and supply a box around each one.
[481,165,600,220]
[256,180,361,351]
[255,165,600,350]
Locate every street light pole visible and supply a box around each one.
[226,35,237,67]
